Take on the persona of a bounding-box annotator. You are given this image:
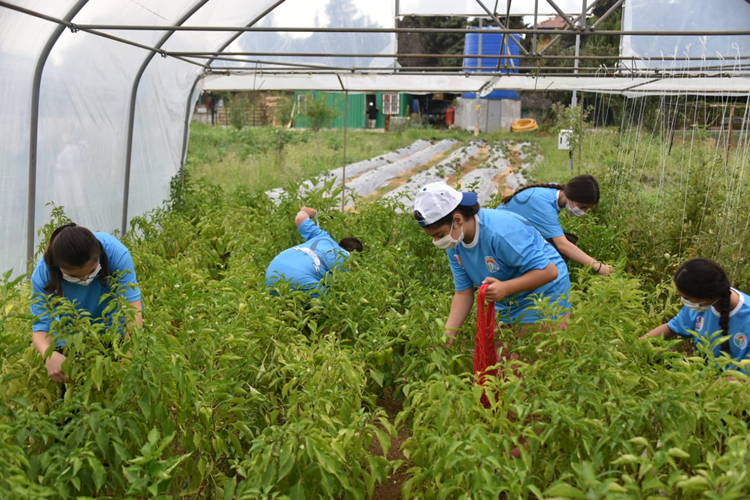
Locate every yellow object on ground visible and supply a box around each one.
[511,118,539,133]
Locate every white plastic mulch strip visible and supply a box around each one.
[265,139,434,203]
[384,141,483,208]
[459,145,511,208]
[507,143,544,192]
[343,139,456,206]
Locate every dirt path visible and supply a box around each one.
[370,389,410,500]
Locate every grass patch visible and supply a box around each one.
[185,123,480,192]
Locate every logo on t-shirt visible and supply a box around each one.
[695,316,704,332]
[453,254,464,269]
[485,256,500,273]
[733,332,747,350]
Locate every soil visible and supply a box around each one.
[370,388,411,500]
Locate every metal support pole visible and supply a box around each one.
[26,0,89,271]
[475,0,530,55]
[532,0,539,55]
[475,18,482,137]
[578,92,584,173]
[341,90,349,211]
[591,0,624,29]
[121,0,209,236]
[545,0,578,30]
[572,0,586,107]
[539,0,599,55]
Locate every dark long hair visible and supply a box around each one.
[500,175,600,206]
[674,258,732,353]
[42,223,110,296]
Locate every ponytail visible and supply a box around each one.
[674,258,732,354]
[717,290,732,354]
[43,223,110,296]
[500,175,600,207]
[500,182,561,205]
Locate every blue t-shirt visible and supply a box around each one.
[447,209,570,324]
[31,233,141,343]
[667,289,750,370]
[265,219,349,291]
[496,186,564,239]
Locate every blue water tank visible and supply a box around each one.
[462,27,520,100]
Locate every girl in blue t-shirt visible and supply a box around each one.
[413,182,571,347]
[30,223,143,384]
[642,258,750,371]
[497,175,613,276]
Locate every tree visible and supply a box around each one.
[302,95,339,159]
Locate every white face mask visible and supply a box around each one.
[566,201,587,217]
[681,296,717,313]
[62,263,101,286]
[433,219,464,250]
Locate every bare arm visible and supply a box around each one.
[640,323,675,341]
[482,262,558,302]
[551,235,612,276]
[295,207,317,227]
[445,287,475,346]
[125,299,143,338]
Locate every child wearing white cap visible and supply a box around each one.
[413,181,571,347]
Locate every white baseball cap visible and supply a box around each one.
[413,182,478,227]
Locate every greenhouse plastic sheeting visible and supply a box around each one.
[220,1,396,70]
[0,0,397,277]
[0,0,81,277]
[621,0,750,72]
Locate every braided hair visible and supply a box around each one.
[42,223,111,296]
[674,258,732,353]
[500,175,600,206]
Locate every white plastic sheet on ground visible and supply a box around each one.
[621,0,750,72]
[385,142,483,208]
[265,139,433,203]
[344,139,456,205]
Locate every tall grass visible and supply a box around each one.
[185,123,478,192]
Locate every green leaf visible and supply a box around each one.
[92,356,104,390]
[223,476,236,500]
[544,482,584,498]
[370,368,385,387]
[87,456,106,492]
[667,447,690,459]
[277,443,295,482]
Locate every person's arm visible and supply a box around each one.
[445,287,475,346]
[640,323,675,341]
[295,207,316,228]
[32,331,66,383]
[125,299,143,338]
[551,235,612,276]
[482,262,558,302]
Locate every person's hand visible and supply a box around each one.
[593,262,613,276]
[444,333,456,349]
[45,351,67,383]
[482,277,508,302]
[300,207,317,218]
